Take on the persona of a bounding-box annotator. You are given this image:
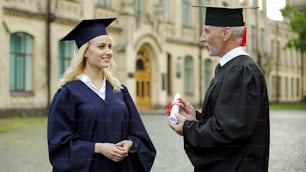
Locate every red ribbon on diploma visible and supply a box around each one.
[166,98,182,116]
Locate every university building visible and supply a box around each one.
[0,0,305,116]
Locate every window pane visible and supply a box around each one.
[9,53,15,89]
[25,34,32,53]
[97,0,111,7]
[160,0,169,21]
[184,56,193,94]
[25,55,32,90]
[58,41,75,78]
[10,32,33,92]
[182,0,191,26]
[16,55,24,90]
[204,59,212,90]
[134,0,144,15]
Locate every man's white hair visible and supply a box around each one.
[231,26,245,42]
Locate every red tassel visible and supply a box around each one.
[241,25,247,47]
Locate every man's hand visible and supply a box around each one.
[168,113,187,136]
[177,98,196,120]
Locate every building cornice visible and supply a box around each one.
[166,37,199,46]
[3,7,46,20]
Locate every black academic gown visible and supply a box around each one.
[47,80,156,172]
[183,55,270,172]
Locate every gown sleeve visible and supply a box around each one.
[47,87,95,172]
[121,86,156,172]
[183,64,268,166]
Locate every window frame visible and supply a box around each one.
[58,41,76,79]
[10,32,34,96]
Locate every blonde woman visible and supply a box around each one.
[47,18,156,172]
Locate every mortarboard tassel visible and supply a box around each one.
[241,25,247,52]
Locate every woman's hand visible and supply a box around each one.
[94,142,129,162]
[116,140,134,152]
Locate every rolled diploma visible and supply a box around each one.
[169,93,180,124]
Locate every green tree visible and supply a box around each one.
[281,4,306,100]
[281,4,306,51]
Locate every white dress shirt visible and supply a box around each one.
[77,74,106,100]
[219,46,249,67]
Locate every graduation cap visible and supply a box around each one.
[61,18,116,48]
[192,5,258,27]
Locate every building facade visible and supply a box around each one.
[0,0,305,116]
[243,0,306,102]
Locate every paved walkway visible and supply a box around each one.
[0,110,305,172]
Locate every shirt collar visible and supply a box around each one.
[77,74,107,100]
[77,74,91,84]
[77,74,106,90]
[219,46,248,67]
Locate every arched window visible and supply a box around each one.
[184,56,193,95]
[10,32,33,95]
[58,41,76,78]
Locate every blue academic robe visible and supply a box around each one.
[47,80,156,172]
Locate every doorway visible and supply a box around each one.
[135,46,152,110]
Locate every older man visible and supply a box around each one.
[169,6,270,172]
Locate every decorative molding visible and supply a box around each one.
[54,0,82,18]
[120,0,134,14]
[133,32,163,52]
[3,7,46,19]
[2,20,10,33]
[166,36,199,46]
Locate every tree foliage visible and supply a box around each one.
[280,4,306,52]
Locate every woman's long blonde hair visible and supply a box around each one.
[58,40,122,92]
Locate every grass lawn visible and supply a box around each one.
[0,117,47,134]
[269,102,306,110]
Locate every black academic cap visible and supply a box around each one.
[193,5,258,27]
[61,18,116,48]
